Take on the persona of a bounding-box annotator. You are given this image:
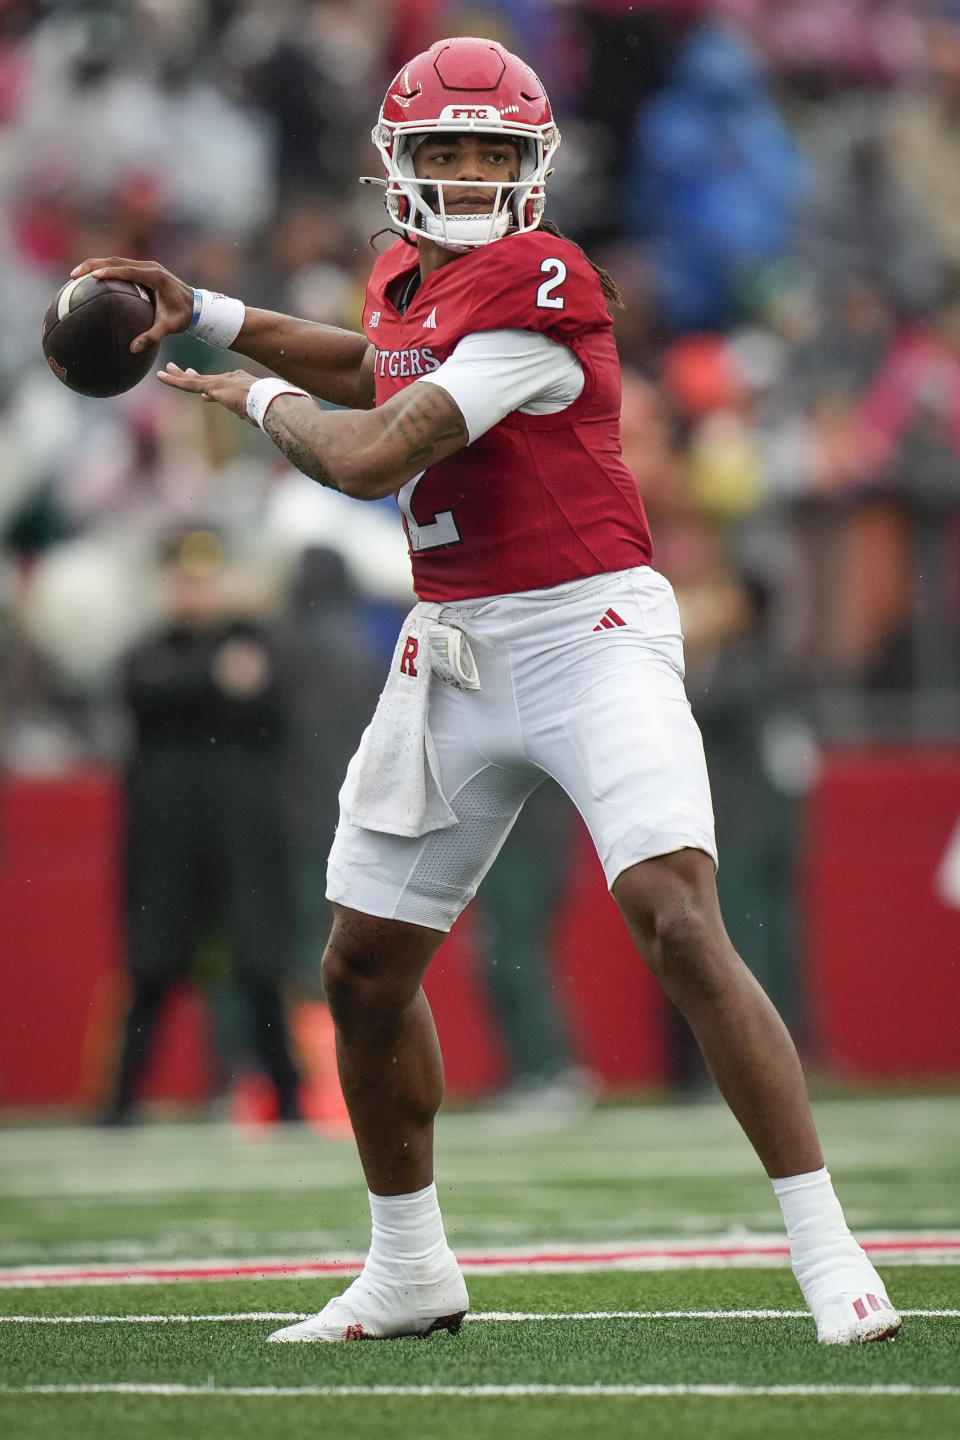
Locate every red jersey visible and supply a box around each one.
[363,230,653,602]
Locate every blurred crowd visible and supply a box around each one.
[1,0,959,773]
[1,0,960,1107]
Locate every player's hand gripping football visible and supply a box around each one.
[157,362,255,420]
[68,257,194,354]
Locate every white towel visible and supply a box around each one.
[427,621,481,692]
[339,603,479,837]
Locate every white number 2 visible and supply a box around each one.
[536,257,567,310]
[397,470,461,551]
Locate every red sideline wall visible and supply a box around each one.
[798,745,960,1079]
[2,749,959,1111]
[0,767,670,1110]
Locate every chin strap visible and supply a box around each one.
[422,210,512,250]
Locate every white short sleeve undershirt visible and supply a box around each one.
[414,328,585,444]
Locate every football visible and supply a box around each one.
[41,275,158,397]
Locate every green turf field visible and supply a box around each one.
[0,1094,957,1439]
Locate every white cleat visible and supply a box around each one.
[266,1258,469,1343]
[814,1288,902,1345]
[794,1243,902,1345]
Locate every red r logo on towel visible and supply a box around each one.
[400,635,419,676]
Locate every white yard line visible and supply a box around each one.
[0,1308,956,1323]
[1,1382,958,1398]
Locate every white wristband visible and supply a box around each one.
[246,377,310,430]
[189,288,246,348]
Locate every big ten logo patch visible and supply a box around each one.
[400,634,419,676]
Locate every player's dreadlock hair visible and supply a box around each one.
[537,219,623,311]
[370,227,414,250]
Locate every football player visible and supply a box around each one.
[71,36,900,1347]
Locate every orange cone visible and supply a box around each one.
[290,1001,353,1137]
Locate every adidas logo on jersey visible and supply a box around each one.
[593,608,626,632]
[422,307,438,329]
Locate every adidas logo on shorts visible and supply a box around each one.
[593,607,626,632]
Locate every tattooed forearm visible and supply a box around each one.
[263,395,344,490]
[382,385,468,470]
[259,381,469,498]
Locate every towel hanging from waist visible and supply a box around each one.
[338,601,480,838]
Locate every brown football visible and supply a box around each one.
[41,275,158,397]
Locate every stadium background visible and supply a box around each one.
[0,0,958,1114]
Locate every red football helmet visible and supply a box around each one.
[365,37,560,251]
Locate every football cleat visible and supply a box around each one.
[792,1241,902,1345]
[266,1259,469,1343]
[813,1289,902,1345]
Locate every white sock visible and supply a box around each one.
[771,1166,851,1249]
[772,1167,881,1298]
[366,1183,453,1276]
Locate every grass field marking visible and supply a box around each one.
[467,1308,957,1322]
[2,1383,959,1399]
[3,1231,958,1286]
[1,1308,956,1323]
[0,1312,306,1323]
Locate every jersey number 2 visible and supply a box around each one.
[536,257,567,310]
[397,471,461,551]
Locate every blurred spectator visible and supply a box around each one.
[787,52,941,317]
[592,240,665,373]
[734,0,925,88]
[100,529,302,1124]
[859,278,960,493]
[626,19,807,329]
[251,195,363,326]
[788,275,893,411]
[473,780,598,1113]
[273,545,384,989]
[886,12,960,276]
[569,0,682,239]
[685,567,805,1029]
[222,0,395,208]
[619,366,688,529]
[15,5,276,239]
[618,366,801,1088]
[853,281,960,686]
[224,543,386,1131]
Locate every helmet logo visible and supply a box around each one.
[437,104,499,123]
